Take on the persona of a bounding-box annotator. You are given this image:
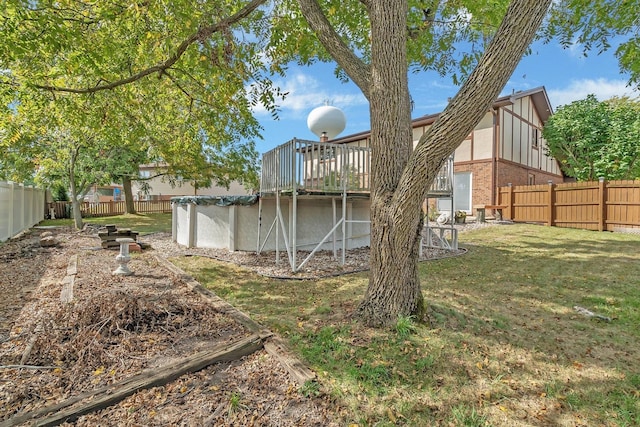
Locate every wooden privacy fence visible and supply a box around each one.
[497,179,640,231]
[48,200,172,219]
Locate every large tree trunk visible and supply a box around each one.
[356,0,423,326]
[122,176,136,214]
[299,0,552,327]
[357,0,553,326]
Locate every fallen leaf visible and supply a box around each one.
[387,408,396,423]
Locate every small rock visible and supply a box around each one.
[40,231,53,238]
[40,236,57,247]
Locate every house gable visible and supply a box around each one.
[497,88,560,176]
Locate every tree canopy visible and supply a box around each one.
[543,95,640,181]
[0,0,266,219]
[543,0,640,89]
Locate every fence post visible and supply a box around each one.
[7,182,15,239]
[172,202,178,242]
[505,183,513,220]
[598,177,606,231]
[15,182,25,236]
[547,181,554,226]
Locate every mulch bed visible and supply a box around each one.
[0,228,339,426]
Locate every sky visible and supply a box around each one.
[249,38,640,155]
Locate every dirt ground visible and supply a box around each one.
[0,227,342,426]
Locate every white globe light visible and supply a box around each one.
[307,105,346,140]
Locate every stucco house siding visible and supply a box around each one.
[133,164,251,200]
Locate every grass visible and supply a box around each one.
[38,213,172,235]
[172,223,640,426]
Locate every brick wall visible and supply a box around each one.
[455,160,493,207]
[496,160,562,187]
[453,159,563,208]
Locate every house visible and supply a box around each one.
[172,86,564,271]
[330,86,563,212]
[83,184,125,203]
[132,163,252,201]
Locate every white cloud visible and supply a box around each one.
[548,78,640,109]
[565,42,584,59]
[251,72,367,118]
[429,80,456,90]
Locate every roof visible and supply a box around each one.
[494,86,553,123]
[331,86,553,144]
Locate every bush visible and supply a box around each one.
[52,184,69,201]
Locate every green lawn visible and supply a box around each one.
[172,223,640,426]
[39,212,172,235]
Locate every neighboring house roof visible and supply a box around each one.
[331,86,553,144]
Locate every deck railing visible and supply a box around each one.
[260,138,454,196]
[260,139,371,194]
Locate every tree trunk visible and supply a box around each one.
[356,0,423,326]
[298,0,552,327]
[68,150,84,230]
[357,0,552,326]
[70,194,83,229]
[122,176,136,214]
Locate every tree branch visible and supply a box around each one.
[297,0,371,98]
[161,70,194,103]
[396,0,553,209]
[32,0,267,94]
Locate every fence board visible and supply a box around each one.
[499,179,640,232]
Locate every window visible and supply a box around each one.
[531,128,539,149]
[528,173,535,185]
[139,170,151,178]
